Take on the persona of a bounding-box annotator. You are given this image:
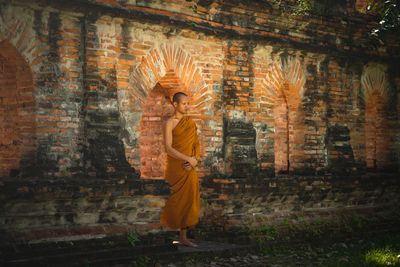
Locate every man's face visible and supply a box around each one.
[174,96,189,114]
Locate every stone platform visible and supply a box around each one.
[1,235,251,267]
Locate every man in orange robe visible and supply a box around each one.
[160,92,200,247]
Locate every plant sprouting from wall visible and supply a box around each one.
[367,0,400,45]
[293,0,312,15]
[186,0,199,13]
[127,231,141,247]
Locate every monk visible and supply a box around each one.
[160,92,200,247]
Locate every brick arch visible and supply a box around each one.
[0,5,40,68]
[361,63,391,170]
[128,43,208,102]
[262,57,306,174]
[121,44,213,177]
[0,40,35,176]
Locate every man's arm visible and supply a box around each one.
[164,119,197,166]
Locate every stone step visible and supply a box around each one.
[1,235,251,267]
[1,234,174,266]
[4,246,175,267]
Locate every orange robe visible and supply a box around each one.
[160,116,200,230]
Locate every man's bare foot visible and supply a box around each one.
[178,239,198,247]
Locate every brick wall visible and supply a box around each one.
[1,174,399,242]
[0,0,399,241]
[1,1,398,179]
[0,5,86,177]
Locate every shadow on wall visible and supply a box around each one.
[0,40,36,178]
[326,124,356,175]
[223,117,258,179]
[82,16,137,179]
[83,68,137,179]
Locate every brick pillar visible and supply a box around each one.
[325,60,357,174]
[56,14,86,176]
[83,16,133,178]
[31,12,86,177]
[222,40,258,178]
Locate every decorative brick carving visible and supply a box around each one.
[361,63,392,170]
[263,57,306,173]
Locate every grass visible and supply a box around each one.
[125,210,400,266]
[256,231,400,267]
[131,256,151,267]
[154,231,400,267]
[240,210,400,266]
[365,247,400,266]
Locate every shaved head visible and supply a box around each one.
[172,92,188,104]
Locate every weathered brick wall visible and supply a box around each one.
[0,4,85,177]
[1,0,398,178]
[0,178,169,241]
[0,0,399,241]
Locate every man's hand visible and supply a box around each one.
[182,161,192,171]
[187,157,198,168]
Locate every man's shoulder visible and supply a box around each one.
[163,117,174,127]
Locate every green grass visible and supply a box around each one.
[365,247,400,266]
[257,232,400,267]
[131,256,151,267]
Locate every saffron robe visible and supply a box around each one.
[160,116,200,230]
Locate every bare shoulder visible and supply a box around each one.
[163,117,174,129]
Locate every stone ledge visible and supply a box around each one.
[0,177,170,200]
